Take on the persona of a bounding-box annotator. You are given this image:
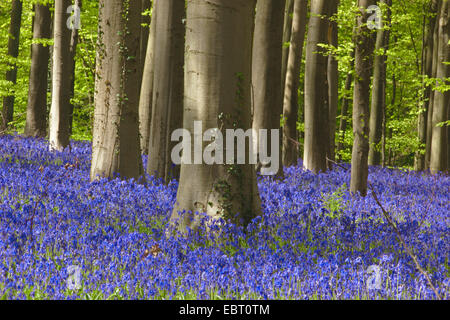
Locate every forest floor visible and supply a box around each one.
[0,134,448,299]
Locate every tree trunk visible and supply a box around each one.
[416,0,438,171]
[281,0,295,95]
[146,0,185,182]
[304,0,332,173]
[282,0,308,168]
[350,0,376,196]
[139,1,157,155]
[2,0,23,130]
[68,0,82,135]
[327,0,339,165]
[139,0,152,91]
[49,0,72,151]
[252,0,285,176]
[336,47,355,160]
[171,0,262,232]
[91,0,144,181]
[430,0,449,174]
[369,0,391,166]
[25,3,51,138]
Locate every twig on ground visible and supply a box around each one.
[369,183,442,300]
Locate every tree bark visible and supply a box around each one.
[139,1,157,155]
[2,0,23,129]
[369,0,391,166]
[282,0,308,168]
[350,0,376,196]
[327,0,339,165]
[430,0,449,174]
[68,0,82,135]
[304,0,332,173]
[426,0,442,169]
[139,0,152,91]
[146,0,185,182]
[281,0,295,95]
[91,0,144,181]
[416,0,438,171]
[25,3,51,138]
[49,0,72,150]
[171,0,262,232]
[252,0,286,176]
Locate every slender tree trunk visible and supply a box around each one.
[2,0,23,130]
[282,0,308,168]
[430,0,449,174]
[416,0,438,171]
[336,48,355,160]
[327,0,339,165]
[281,0,295,95]
[350,0,376,196]
[171,0,262,232]
[252,0,285,176]
[369,0,391,166]
[139,1,157,155]
[91,0,144,181]
[25,3,51,138]
[68,0,82,135]
[49,0,72,150]
[304,0,332,173]
[426,0,442,169]
[139,0,152,91]
[146,0,185,182]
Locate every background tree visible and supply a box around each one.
[139,1,157,155]
[327,0,340,165]
[304,0,332,173]
[369,0,391,166]
[171,0,262,232]
[25,1,51,138]
[282,0,308,168]
[252,0,286,176]
[90,0,144,180]
[139,1,156,155]
[2,0,23,129]
[350,0,376,196]
[415,0,437,171]
[430,0,449,174]
[49,0,72,151]
[146,0,185,182]
[281,0,295,96]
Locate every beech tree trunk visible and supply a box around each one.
[2,0,23,130]
[281,0,295,95]
[327,0,339,165]
[91,0,144,181]
[369,0,391,166]
[282,0,308,168]
[68,0,82,135]
[304,0,332,173]
[146,0,185,182]
[139,0,152,90]
[416,0,438,171]
[425,0,442,169]
[139,1,157,155]
[49,0,72,151]
[350,0,377,196]
[25,3,51,138]
[252,0,285,176]
[430,0,449,174]
[171,0,262,232]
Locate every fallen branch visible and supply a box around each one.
[369,183,442,300]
